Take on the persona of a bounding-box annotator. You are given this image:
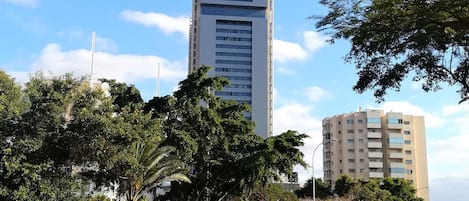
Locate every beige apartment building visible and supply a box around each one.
[322,109,429,200]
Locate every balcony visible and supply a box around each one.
[390,173,406,178]
[387,123,403,129]
[368,142,382,148]
[369,162,383,168]
[367,122,381,128]
[390,162,405,168]
[369,172,384,178]
[389,143,404,149]
[368,132,382,138]
[389,152,404,158]
[368,152,383,158]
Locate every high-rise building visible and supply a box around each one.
[322,109,429,200]
[188,0,273,138]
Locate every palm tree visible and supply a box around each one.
[120,142,191,201]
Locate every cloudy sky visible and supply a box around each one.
[1,0,467,200]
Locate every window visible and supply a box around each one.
[221,76,251,81]
[348,159,355,163]
[216,36,252,42]
[360,159,365,163]
[405,140,412,145]
[389,138,404,144]
[358,119,363,123]
[359,148,364,153]
[404,121,410,125]
[404,130,411,135]
[367,118,381,123]
[347,139,354,144]
[215,68,251,73]
[347,149,355,153]
[216,44,252,49]
[358,139,364,143]
[390,168,406,173]
[405,150,412,154]
[347,129,354,134]
[406,169,413,174]
[216,28,252,34]
[204,5,265,17]
[349,169,356,173]
[406,160,413,164]
[215,91,252,96]
[388,118,403,124]
[358,129,363,133]
[347,119,354,124]
[216,52,252,57]
[216,60,252,65]
[360,168,365,173]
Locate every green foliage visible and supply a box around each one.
[0,71,25,120]
[1,67,306,201]
[149,66,307,201]
[349,179,391,201]
[380,178,423,201]
[247,183,298,201]
[295,178,331,199]
[316,0,469,103]
[329,176,422,201]
[334,174,357,197]
[120,142,190,201]
[87,195,111,201]
[0,73,95,200]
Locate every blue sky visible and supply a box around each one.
[1,0,468,200]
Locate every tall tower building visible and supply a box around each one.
[322,109,429,200]
[188,0,273,138]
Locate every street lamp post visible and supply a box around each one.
[312,138,337,201]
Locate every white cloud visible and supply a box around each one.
[303,31,329,52]
[273,103,323,183]
[15,43,186,83]
[3,0,39,7]
[276,66,295,75]
[370,101,445,128]
[442,103,469,116]
[273,31,328,67]
[427,134,469,178]
[120,10,190,39]
[94,35,118,52]
[273,39,308,63]
[305,86,327,102]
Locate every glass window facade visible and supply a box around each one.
[367,118,381,123]
[202,4,265,17]
[390,168,406,173]
[389,138,404,144]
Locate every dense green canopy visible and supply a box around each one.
[316,0,469,103]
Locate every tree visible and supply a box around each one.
[295,178,331,199]
[381,178,423,201]
[0,72,94,200]
[119,142,190,201]
[0,72,177,201]
[349,179,391,201]
[316,0,469,103]
[249,183,299,201]
[148,66,307,200]
[334,174,357,197]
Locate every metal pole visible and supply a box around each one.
[90,31,95,87]
[312,142,323,201]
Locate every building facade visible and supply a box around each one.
[188,0,273,138]
[322,109,429,200]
